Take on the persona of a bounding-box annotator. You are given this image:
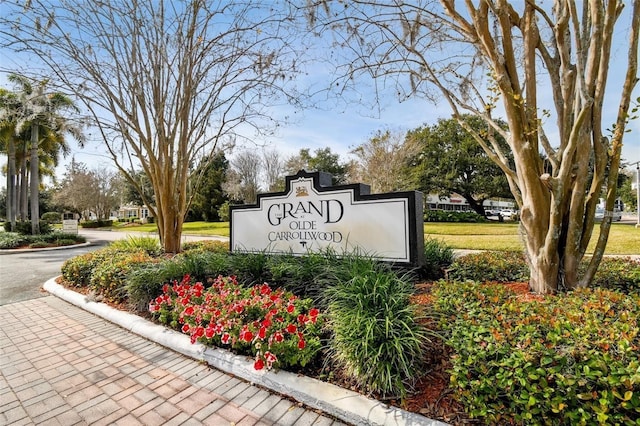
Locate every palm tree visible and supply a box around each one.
[0,88,20,231]
[1,74,83,234]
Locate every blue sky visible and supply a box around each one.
[1,1,639,184]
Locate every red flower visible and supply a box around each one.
[260,283,271,295]
[286,304,295,313]
[181,324,190,333]
[286,324,297,334]
[298,339,306,350]
[273,332,284,343]
[261,318,272,328]
[221,332,231,344]
[254,358,265,370]
[258,326,267,340]
[184,306,195,316]
[205,326,215,339]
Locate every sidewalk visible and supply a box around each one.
[0,296,348,426]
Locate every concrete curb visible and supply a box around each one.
[43,278,448,426]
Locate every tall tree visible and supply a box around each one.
[350,129,419,193]
[0,74,82,233]
[223,150,262,204]
[285,147,349,184]
[0,0,305,252]
[53,159,121,220]
[309,1,640,293]
[406,116,513,215]
[188,151,229,222]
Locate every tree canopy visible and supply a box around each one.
[309,0,640,293]
[0,0,306,252]
[406,115,513,215]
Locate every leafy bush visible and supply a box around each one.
[424,210,486,223]
[89,250,155,302]
[422,237,454,279]
[3,220,53,235]
[0,231,84,249]
[182,239,229,254]
[448,251,640,295]
[126,251,230,312]
[0,233,29,249]
[150,275,324,371]
[61,248,120,288]
[447,250,529,282]
[432,281,640,425]
[587,257,640,295]
[324,261,435,399]
[41,211,62,223]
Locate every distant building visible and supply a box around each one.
[425,193,516,212]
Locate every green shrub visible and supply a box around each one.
[447,250,529,282]
[324,262,436,399]
[41,211,62,223]
[432,281,640,425]
[182,239,229,254]
[422,237,454,279]
[424,210,486,223]
[126,251,230,312]
[61,248,119,287]
[588,257,640,295]
[89,250,155,302]
[4,220,53,235]
[0,233,28,249]
[29,241,54,248]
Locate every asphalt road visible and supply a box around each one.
[0,233,109,306]
[0,230,228,307]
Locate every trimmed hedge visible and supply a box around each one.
[424,210,487,223]
[433,281,640,425]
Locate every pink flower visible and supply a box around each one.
[273,332,284,343]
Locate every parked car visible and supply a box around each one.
[594,207,622,221]
[484,209,501,217]
[499,209,518,220]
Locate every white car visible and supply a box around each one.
[499,209,517,220]
[594,207,622,221]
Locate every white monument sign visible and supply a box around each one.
[230,171,424,265]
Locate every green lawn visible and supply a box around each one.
[112,220,639,255]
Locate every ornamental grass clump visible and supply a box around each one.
[127,251,230,312]
[150,274,323,371]
[324,259,436,399]
[432,281,640,425]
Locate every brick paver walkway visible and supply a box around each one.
[0,296,346,426]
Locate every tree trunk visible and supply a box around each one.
[6,136,17,231]
[30,123,40,235]
[19,156,28,221]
